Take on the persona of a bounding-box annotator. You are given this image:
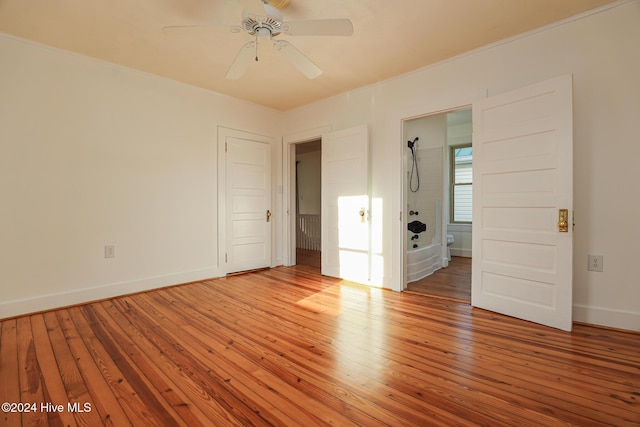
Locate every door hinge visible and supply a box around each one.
[225,253,228,263]
[225,142,228,152]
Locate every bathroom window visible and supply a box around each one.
[450,144,472,223]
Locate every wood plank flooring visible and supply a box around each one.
[296,248,321,269]
[1,265,639,426]
[406,256,471,302]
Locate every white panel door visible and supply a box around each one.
[472,75,573,331]
[226,136,271,274]
[321,125,369,284]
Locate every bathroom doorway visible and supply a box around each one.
[403,108,472,302]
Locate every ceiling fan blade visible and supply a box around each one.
[162,24,242,35]
[274,40,322,79]
[226,41,257,79]
[282,18,353,36]
[235,0,266,16]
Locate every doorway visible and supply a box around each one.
[403,108,473,302]
[286,124,370,284]
[294,139,322,269]
[398,76,573,330]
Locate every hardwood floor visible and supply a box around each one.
[407,256,471,302]
[1,266,638,426]
[296,248,321,269]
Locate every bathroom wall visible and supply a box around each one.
[405,114,445,248]
[405,108,473,258]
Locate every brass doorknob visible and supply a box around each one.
[558,209,568,232]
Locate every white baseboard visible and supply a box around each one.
[7,268,636,332]
[450,248,472,258]
[0,266,222,320]
[368,273,393,289]
[573,304,640,332]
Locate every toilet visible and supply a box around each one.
[446,234,454,261]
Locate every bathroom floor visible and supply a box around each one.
[406,256,471,302]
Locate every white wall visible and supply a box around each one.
[295,150,321,215]
[284,1,640,331]
[0,35,282,318]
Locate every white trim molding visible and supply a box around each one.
[0,267,221,320]
[573,304,640,332]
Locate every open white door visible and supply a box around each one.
[225,136,272,274]
[472,75,573,331]
[321,125,370,284]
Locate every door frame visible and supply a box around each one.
[283,126,331,266]
[217,126,277,275]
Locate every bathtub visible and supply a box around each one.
[407,242,442,283]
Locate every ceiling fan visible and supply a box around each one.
[163,0,353,79]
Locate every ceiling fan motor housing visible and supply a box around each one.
[243,5,283,37]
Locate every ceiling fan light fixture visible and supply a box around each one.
[255,27,272,38]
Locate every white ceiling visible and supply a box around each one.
[0,0,616,111]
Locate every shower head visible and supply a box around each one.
[407,137,419,150]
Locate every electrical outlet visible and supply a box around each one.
[588,254,603,272]
[105,245,115,259]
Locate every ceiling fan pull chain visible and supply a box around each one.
[255,35,259,61]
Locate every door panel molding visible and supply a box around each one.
[218,127,276,275]
[472,75,573,331]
